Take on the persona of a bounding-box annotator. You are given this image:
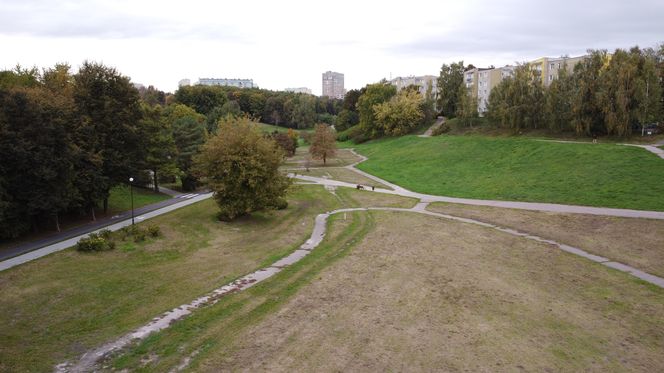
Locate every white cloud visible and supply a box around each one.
[1,0,662,94]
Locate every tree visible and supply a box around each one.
[309,124,337,164]
[437,61,465,117]
[356,82,396,138]
[194,116,290,221]
[544,66,575,132]
[455,84,479,127]
[486,63,544,131]
[271,131,297,157]
[73,61,143,212]
[373,90,425,136]
[166,104,207,191]
[140,103,177,191]
[571,50,609,135]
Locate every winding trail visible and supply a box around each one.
[56,146,664,371]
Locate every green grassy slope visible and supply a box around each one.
[352,135,664,211]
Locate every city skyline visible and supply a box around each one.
[1,0,663,94]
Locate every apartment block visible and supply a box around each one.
[463,55,585,115]
[285,87,313,94]
[197,78,255,88]
[530,55,587,86]
[390,75,438,97]
[322,71,345,99]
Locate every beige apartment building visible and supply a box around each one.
[390,75,438,96]
[464,55,586,115]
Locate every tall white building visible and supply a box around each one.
[322,71,345,99]
[178,79,191,87]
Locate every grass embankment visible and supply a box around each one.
[114,211,664,371]
[0,184,414,372]
[352,135,664,211]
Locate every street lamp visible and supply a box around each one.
[129,177,135,225]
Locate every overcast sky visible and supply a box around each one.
[2,0,663,95]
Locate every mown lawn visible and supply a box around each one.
[107,185,171,212]
[352,135,664,211]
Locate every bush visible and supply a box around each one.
[431,122,451,136]
[98,229,112,240]
[146,224,161,237]
[133,229,147,242]
[336,125,367,143]
[76,233,114,252]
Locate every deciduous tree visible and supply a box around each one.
[194,117,290,221]
[309,124,337,164]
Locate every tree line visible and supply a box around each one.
[436,44,664,136]
[336,81,437,142]
[175,84,342,131]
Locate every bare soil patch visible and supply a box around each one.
[199,211,664,372]
[428,202,664,277]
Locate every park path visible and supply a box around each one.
[418,116,445,137]
[536,138,664,160]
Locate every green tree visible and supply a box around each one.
[357,82,396,138]
[194,116,290,221]
[373,90,425,135]
[571,50,609,135]
[140,103,177,191]
[437,61,465,117]
[309,124,337,164]
[73,61,144,212]
[455,84,479,127]
[544,66,575,132]
[166,104,207,191]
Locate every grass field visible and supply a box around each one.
[107,185,171,212]
[108,211,664,372]
[351,135,664,211]
[0,185,414,372]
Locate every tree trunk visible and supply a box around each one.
[323,153,326,165]
[54,214,61,232]
[153,168,159,192]
[103,197,108,214]
[91,206,96,221]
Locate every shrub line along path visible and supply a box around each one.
[56,147,664,372]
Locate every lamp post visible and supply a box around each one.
[129,177,135,225]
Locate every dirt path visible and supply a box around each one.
[418,116,445,137]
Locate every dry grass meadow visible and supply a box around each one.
[163,211,664,372]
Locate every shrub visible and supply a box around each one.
[98,229,112,240]
[133,229,147,242]
[146,224,161,237]
[431,122,451,136]
[76,233,114,252]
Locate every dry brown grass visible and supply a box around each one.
[291,167,390,189]
[198,211,664,372]
[284,147,362,168]
[428,202,664,278]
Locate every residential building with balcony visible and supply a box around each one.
[197,78,255,88]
